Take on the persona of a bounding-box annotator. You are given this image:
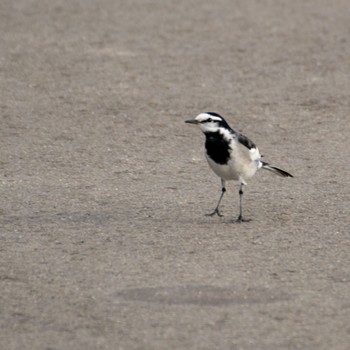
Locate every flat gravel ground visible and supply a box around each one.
[1,1,350,349]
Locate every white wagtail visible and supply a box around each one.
[185,112,293,222]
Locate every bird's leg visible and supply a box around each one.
[235,183,251,223]
[206,179,226,217]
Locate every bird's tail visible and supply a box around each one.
[261,161,293,178]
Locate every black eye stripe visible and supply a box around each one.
[201,118,213,123]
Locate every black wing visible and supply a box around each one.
[234,131,257,150]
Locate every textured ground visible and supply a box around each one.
[1,1,350,349]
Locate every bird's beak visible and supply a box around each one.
[185,119,199,124]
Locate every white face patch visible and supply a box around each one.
[195,113,223,133]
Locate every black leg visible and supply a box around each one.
[234,183,251,223]
[206,179,226,217]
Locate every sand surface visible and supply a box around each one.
[1,1,350,349]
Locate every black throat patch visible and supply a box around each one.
[204,131,231,165]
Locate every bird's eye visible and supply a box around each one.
[207,118,213,122]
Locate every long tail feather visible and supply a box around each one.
[261,161,293,177]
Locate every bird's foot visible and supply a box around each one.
[205,208,223,217]
[234,215,251,223]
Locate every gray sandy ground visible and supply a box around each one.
[1,0,350,349]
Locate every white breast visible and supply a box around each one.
[205,140,261,185]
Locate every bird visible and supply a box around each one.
[185,112,293,222]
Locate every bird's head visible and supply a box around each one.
[185,112,230,133]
